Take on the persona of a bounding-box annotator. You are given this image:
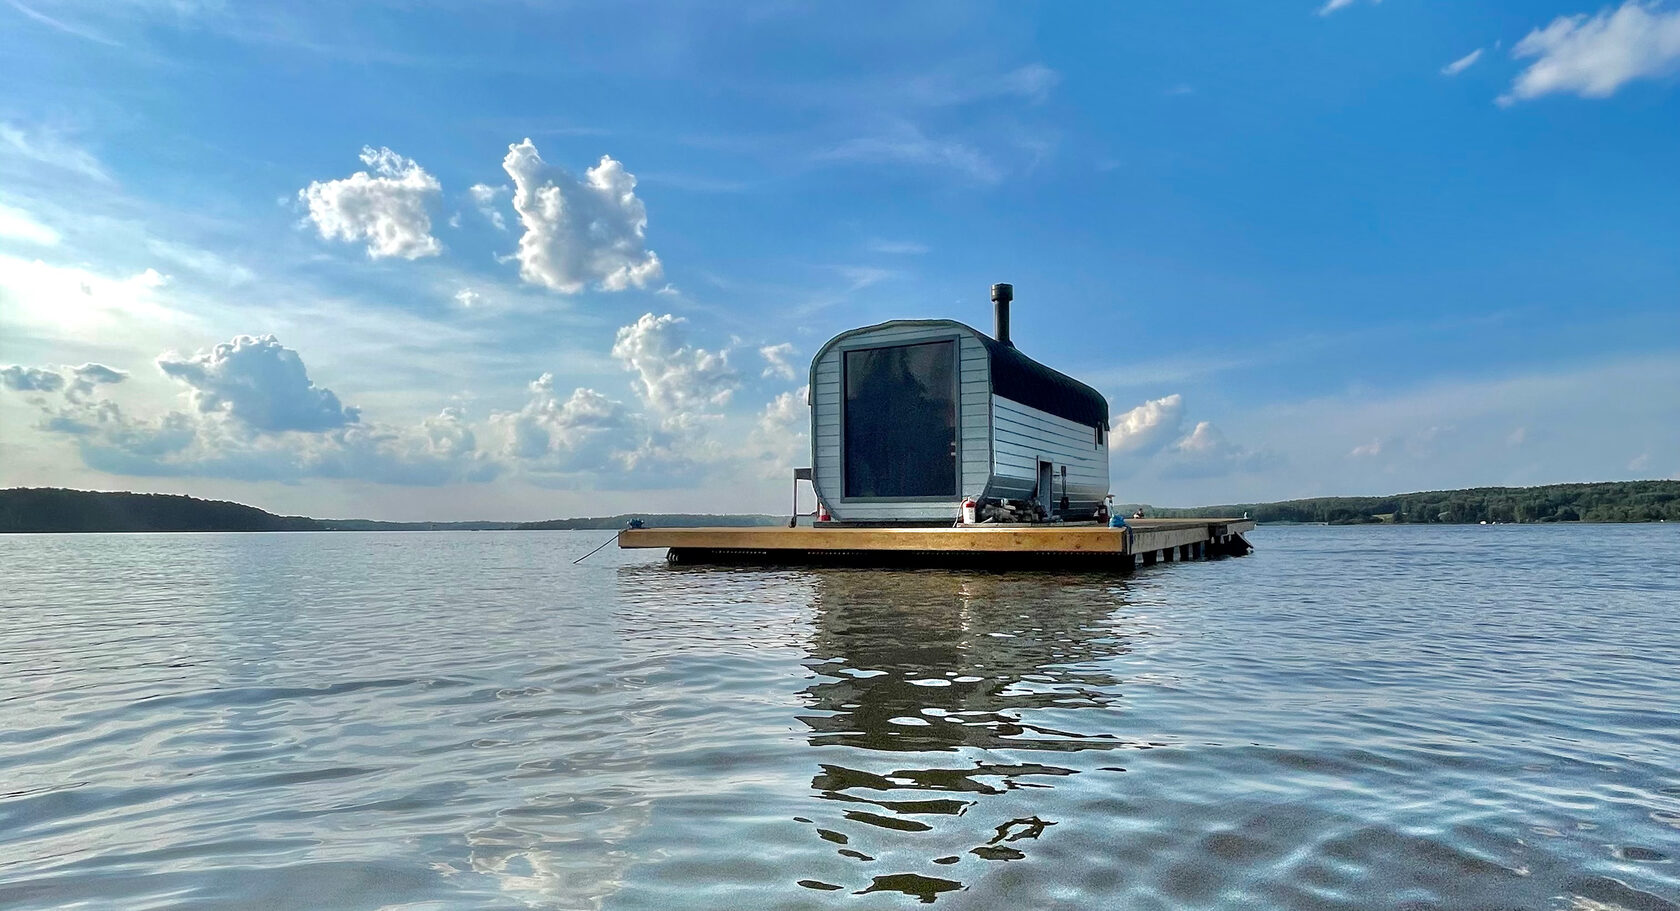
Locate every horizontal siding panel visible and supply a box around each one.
[995,399,1099,434]
[989,394,1109,514]
[993,412,1099,448]
[993,409,1094,441]
[993,432,1097,459]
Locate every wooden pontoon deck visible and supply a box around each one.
[618,518,1255,570]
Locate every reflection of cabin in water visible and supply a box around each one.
[808,284,1110,525]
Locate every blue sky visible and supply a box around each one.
[2,0,1677,521]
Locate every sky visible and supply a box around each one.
[1,0,1677,521]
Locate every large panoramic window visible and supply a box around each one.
[843,340,957,498]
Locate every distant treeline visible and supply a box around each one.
[0,488,781,533]
[1137,481,1680,525]
[318,519,519,531]
[0,488,322,532]
[8,483,1676,533]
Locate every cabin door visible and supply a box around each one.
[1037,460,1055,513]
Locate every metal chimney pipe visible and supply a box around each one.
[991,283,1014,347]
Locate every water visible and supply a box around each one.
[1,525,1677,910]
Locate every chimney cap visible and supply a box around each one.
[991,282,1013,303]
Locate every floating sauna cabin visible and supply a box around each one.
[807,284,1110,525]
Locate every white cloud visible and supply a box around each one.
[1350,439,1383,457]
[0,254,187,335]
[610,313,737,416]
[1163,421,1270,479]
[817,124,1002,183]
[759,342,797,380]
[468,183,508,231]
[299,146,442,259]
[500,139,663,293]
[1442,48,1485,76]
[1502,1,1680,103]
[157,334,360,432]
[1,365,67,393]
[0,123,111,183]
[144,239,255,286]
[1110,394,1185,455]
[866,238,929,255]
[489,374,707,486]
[1317,0,1372,17]
[492,375,634,473]
[454,288,481,308]
[65,363,127,402]
[0,201,60,245]
[3,343,497,486]
[746,385,810,480]
[899,63,1061,107]
[1,362,126,399]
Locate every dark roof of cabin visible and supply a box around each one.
[812,319,1111,429]
[977,335,1109,429]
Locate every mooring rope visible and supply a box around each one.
[572,530,621,564]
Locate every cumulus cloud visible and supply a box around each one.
[66,363,127,401]
[488,373,708,487]
[759,342,797,380]
[158,335,359,432]
[501,139,663,293]
[2,341,496,486]
[745,386,811,480]
[611,313,737,416]
[1,365,67,393]
[0,254,181,336]
[494,375,635,471]
[468,183,509,231]
[1109,393,1186,455]
[299,146,442,259]
[2,363,124,400]
[1163,421,1271,479]
[0,202,60,246]
[1502,1,1680,103]
[1442,48,1484,76]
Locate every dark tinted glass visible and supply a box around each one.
[843,341,957,498]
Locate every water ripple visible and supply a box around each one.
[1,525,1677,908]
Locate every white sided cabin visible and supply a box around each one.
[807,288,1111,525]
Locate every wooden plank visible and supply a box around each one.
[621,525,1128,554]
[619,519,1255,558]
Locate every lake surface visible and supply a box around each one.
[1,525,1677,910]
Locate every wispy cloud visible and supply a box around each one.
[5,0,123,46]
[1442,48,1484,76]
[816,124,1002,183]
[1317,0,1374,17]
[865,238,928,255]
[0,123,112,183]
[1501,1,1680,104]
[897,63,1061,107]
